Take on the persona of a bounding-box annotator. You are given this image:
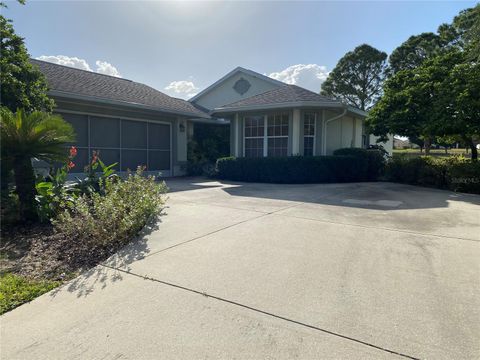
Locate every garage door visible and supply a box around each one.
[61,113,171,173]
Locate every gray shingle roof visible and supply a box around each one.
[31,59,209,118]
[217,84,339,110]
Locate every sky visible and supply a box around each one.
[4,0,478,99]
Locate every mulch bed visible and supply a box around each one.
[1,223,117,281]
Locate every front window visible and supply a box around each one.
[303,112,315,156]
[244,115,264,158]
[267,114,289,157]
[244,113,289,157]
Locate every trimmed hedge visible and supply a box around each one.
[385,156,480,194]
[216,155,370,183]
[333,148,386,181]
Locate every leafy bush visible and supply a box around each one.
[333,148,386,181]
[54,167,168,250]
[187,123,230,176]
[385,155,480,194]
[216,155,369,183]
[0,273,60,314]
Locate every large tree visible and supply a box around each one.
[0,5,54,112]
[368,49,479,159]
[321,44,388,111]
[388,32,444,74]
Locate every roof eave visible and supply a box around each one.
[212,101,346,114]
[49,90,211,119]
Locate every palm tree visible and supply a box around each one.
[1,108,75,221]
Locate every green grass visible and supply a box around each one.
[0,273,60,314]
[393,148,471,158]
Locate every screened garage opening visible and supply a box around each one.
[61,112,171,174]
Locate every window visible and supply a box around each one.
[244,115,265,158]
[244,114,289,157]
[267,114,289,157]
[303,112,315,156]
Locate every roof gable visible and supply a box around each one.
[189,67,285,110]
[31,59,209,118]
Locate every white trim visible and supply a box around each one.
[212,102,367,117]
[303,111,316,156]
[189,66,284,103]
[263,116,268,157]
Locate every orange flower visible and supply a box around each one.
[67,161,75,170]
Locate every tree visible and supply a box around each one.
[0,8,54,112]
[366,68,437,153]
[438,4,480,57]
[321,44,388,111]
[435,56,480,159]
[368,49,479,160]
[388,32,444,74]
[0,109,75,221]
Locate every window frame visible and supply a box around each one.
[243,113,290,158]
[303,112,316,157]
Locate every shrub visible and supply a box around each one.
[385,155,480,194]
[333,148,386,181]
[216,155,368,183]
[54,167,168,250]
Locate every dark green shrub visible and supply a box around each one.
[216,155,367,183]
[333,148,386,181]
[385,156,480,194]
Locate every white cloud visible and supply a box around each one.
[95,60,121,77]
[164,80,198,99]
[269,64,329,93]
[36,55,122,78]
[36,55,92,71]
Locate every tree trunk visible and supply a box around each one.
[470,144,478,161]
[424,137,431,155]
[13,157,38,222]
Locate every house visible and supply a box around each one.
[190,67,368,157]
[34,60,378,177]
[32,59,211,177]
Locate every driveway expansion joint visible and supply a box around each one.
[102,264,421,360]
[144,201,307,260]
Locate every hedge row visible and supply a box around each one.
[217,155,374,184]
[385,156,480,194]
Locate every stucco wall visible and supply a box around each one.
[326,115,364,155]
[193,72,280,110]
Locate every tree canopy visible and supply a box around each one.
[388,32,444,74]
[0,9,54,112]
[320,44,388,111]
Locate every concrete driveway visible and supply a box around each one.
[2,179,479,359]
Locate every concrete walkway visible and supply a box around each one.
[2,179,479,359]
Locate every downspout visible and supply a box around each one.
[323,106,347,155]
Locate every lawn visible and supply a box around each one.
[393,148,472,158]
[0,273,60,314]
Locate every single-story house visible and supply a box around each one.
[33,60,391,177]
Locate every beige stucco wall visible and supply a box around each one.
[326,115,364,155]
[193,72,280,110]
